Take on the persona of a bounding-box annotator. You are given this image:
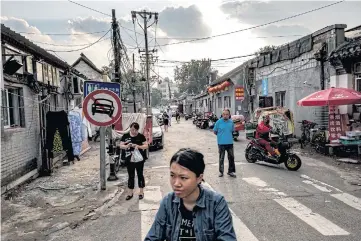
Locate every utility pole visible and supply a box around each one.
[132,53,137,113]
[131,10,158,115]
[168,79,172,100]
[112,9,121,95]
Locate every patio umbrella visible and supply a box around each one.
[297,87,361,106]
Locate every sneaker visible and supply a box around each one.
[219,173,224,177]
[227,172,237,178]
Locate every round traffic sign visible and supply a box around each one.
[83,89,122,126]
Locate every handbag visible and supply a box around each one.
[131,149,144,163]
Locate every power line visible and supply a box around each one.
[153,34,303,40]
[19,30,109,36]
[31,37,111,47]
[46,29,111,52]
[67,0,111,17]
[155,0,344,47]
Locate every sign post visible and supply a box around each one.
[83,88,122,190]
[99,126,106,190]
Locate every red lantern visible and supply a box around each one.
[221,82,226,90]
[225,81,231,87]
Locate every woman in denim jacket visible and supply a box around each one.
[145,148,236,241]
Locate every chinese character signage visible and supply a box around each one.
[235,86,244,101]
[84,81,121,98]
[262,78,268,96]
[329,113,343,141]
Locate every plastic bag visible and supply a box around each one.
[131,149,144,163]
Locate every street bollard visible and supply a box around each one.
[107,162,119,181]
[107,142,119,181]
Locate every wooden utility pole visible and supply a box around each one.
[131,10,158,115]
[112,9,121,94]
[132,53,137,112]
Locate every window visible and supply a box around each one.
[275,91,286,107]
[218,97,222,108]
[224,96,231,108]
[36,62,43,82]
[356,75,361,92]
[1,88,25,128]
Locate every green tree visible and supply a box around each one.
[174,59,212,94]
[151,88,162,107]
[256,45,277,56]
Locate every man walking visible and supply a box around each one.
[213,109,236,178]
[167,107,172,127]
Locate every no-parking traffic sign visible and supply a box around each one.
[83,89,122,127]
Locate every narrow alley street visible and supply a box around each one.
[45,118,361,241]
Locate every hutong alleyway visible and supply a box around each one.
[44,119,361,241]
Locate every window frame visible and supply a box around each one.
[2,87,25,129]
[355,74,361,92]
[2,89,11,128]
[275,91,286,107]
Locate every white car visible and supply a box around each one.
[150,116,164,150]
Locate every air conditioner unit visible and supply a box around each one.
[72,77,84,94]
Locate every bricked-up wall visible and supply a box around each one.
[1,83,41,186]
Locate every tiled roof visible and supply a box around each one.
[329,36,361,60]
[72,53,103,74]
[1,24,69,69]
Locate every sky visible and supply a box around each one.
[1,0,361,83]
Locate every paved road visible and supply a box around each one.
[50,118,361,241]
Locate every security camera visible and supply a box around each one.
[303,81,308,85]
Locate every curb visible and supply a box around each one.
[46,187,124,236]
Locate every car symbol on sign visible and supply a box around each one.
[92,98,114,117]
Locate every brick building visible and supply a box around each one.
[1,25,74,189]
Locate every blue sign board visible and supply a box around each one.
[84,81,121,98]
[262,78,268,96]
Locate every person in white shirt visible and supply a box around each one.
[167,108,173,126]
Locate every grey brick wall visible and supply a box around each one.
[1,84,40,186]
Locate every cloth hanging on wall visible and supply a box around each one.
[46,110,74,162]
[69,110,83,156]
[52,129,63,153]
[73,107,91,155]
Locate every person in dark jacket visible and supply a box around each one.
[145,148,236,241]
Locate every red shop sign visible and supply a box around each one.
[235,86,244,101]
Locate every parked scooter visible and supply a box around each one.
[245,128,302,171]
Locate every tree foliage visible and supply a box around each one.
[174,59,212,94]
[256,45,277,56]
[151,88,162,107]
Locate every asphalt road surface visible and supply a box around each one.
[49,118,361,241]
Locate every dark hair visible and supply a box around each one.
[170,148,205,177]
[223,108,231,115]
[130,122,140,130]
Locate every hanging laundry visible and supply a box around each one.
[46,110,74,162]
[69,110,83,160]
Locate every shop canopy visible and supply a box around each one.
[297,87,361,106]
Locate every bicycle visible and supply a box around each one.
[298,120,327,153]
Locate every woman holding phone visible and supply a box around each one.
[119,122,148,200]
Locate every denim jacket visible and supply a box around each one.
[144,185,236,241]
